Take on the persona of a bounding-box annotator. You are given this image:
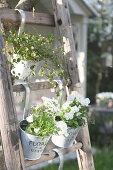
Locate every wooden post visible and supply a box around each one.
[0,20,25,170]
[52,0,80,91]
[52,0,95,169]
[76,124,95,170]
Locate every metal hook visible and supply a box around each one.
[54,80,63,108]
[52,148,64,170]
[15,9,26,36]
[21,83,31,120]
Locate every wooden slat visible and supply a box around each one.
[13,81,55,92]
[13,80,67,92]
[0,20,25,170]
[25,142,82,167]
[0,8,55,26]
[0,142,82,169]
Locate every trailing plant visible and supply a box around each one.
[5,29,67,83]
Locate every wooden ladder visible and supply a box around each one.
[0,1,95,170]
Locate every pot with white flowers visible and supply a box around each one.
[51,94,90,148]
[20,105,59,160]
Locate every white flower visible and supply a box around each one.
[26,115,33,123]
[67,94,76,101]
[48,106,61,116]
[62,101,70,110]
[34,128,40,133]
[41,97,59,112]
[81,98,90,106]
[51,98,58,105]
[55,121,68,136]
[76,112,82,116]
[96,92,113,100]
[41,96,52,106]
[75,94,84,103]
[71,106,79,112]
[64,112,74,120]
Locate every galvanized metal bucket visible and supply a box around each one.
[19,83,50,160]
[51,127,80,148]
[20,122,50,160]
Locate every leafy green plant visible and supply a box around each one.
[21,105,59,138]
[58,94,90,129]
[5,29,67,83]
[41,94,90,137]
[21,93,90,138]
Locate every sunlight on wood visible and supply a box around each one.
[57,0,63,5]
[63,36,71,54]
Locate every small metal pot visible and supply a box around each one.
[51,127,80,148]
[20,120,50,160]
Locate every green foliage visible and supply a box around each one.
[22,105,59,138]
[40,159,79,170]
[6,29,67,83]
[61,98,88,128]
[94,147,113,170]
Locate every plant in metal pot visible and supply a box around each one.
[20,100,61,160]
[5,29,66,84]
[51,94,90,148]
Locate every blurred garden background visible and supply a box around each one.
[0,0,113,169]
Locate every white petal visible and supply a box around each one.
[34,128,40,133]
[67,94,76,101]
[26,115,33,123]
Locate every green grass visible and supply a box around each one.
[38,147,113,170]
[39,159,78,170]
[94,148,113,170]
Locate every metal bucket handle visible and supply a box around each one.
[21,80,63,120]
[54,80,63,108]
[52,148,64,170]
[15,9,26,36]
[21,83,31,120]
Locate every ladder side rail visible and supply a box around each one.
[51,0,95,169]
[0,20,25,170]
[52,0,80,91]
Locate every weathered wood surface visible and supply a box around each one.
[0,150,5,170]
[52,1,95,169]
[52,0,80,91]
[13,81,55,92]
[13,80,67,92]
[0,142,82,168]
[0,20,25,170]
[76,124,95,170]
[0,8,55,26]
[25,142,82,167]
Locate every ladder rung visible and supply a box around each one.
[13,80,67,92]
[13,81,55,92]
[0,8,55,26]
[25,142,82,168]
[0,142,82,169]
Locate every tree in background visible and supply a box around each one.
[87,0,113,103]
